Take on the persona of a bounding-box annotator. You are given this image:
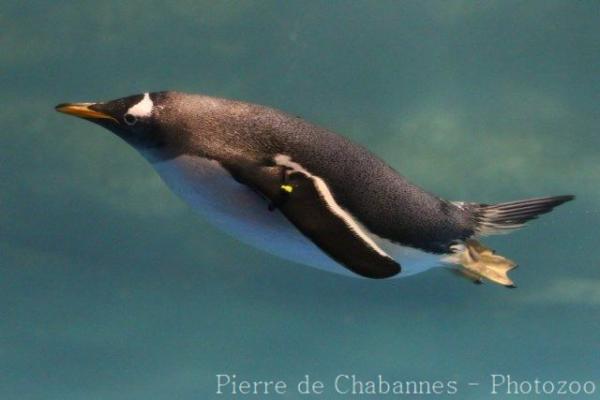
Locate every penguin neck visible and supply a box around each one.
[135,140,196,164]
[137,147,175,164]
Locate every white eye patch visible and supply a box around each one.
[126,92,153,118]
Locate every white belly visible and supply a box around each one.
[151,155,442,278]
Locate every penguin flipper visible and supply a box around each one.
[229,162,401,279]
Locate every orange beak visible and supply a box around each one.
[55,103,118,123]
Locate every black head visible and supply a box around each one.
[57,91,270,163]
[55,92,176,159]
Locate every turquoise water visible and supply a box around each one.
[2,1,599,399]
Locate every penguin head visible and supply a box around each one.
[56,92,180,160]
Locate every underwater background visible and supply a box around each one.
[1,1,599,399]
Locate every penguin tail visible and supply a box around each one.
[445,195,574,287]
[469,195,575,236]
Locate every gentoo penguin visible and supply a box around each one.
[55,92,574,287]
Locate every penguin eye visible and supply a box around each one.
[123,113,137,125]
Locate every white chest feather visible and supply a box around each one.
[151,155,442,278]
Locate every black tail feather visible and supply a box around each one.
[474,195,574,235]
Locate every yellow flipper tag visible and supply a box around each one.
[280,184,293,193]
